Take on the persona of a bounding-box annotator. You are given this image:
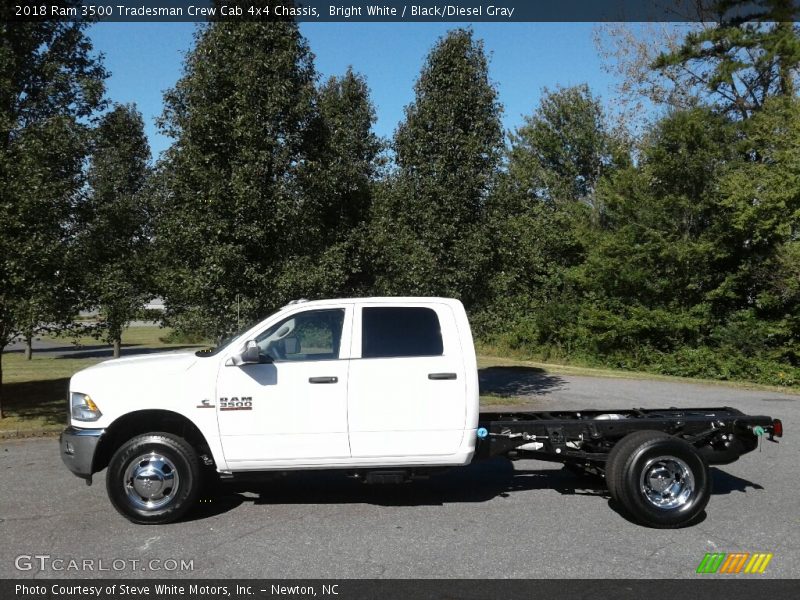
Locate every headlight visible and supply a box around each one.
[71,392,102,421]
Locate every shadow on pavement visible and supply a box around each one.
[187,459,603,522]
[479,366,565,397]
[186,461,764,525]
[710,467,765,494]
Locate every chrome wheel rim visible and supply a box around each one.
[639,455,694,510]
[123,452,180,511]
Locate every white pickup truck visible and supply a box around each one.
[60,297,782,528]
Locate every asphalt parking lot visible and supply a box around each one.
[0,373,797,579]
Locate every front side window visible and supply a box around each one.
[361,307,443,358]
[255,309,345,362]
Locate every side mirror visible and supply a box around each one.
[226,341,270,367]
[240,344,261,364]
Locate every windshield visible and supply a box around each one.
[193,307,286,358]
[194,331,248,358]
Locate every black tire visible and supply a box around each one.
[606,430,710,528]
[106,432,201,524]
[605,431,671,502]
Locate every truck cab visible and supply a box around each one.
[61,297,480,523]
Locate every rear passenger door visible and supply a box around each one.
[347,303,467,458]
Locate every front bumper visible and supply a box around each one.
[60,426,104,482]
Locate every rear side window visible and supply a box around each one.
[362,307,443,358]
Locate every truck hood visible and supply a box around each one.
[70,351,199,391]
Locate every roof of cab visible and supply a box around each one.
[280,297,463,309]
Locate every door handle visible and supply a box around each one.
[428,372,457,380]
[309,376,338,384]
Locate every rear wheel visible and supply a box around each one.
[605,431,670,502]
[107,433,201,524]
[606,430,710,528]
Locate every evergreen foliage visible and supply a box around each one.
[370,28,503,307]
[82,104,152,358]
[154,17,325,340]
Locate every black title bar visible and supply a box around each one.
[3,579,800,600]
[6,0,800,23]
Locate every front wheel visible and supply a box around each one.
[606,431,710,528]
[106,433,201,524]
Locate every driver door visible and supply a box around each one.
[217,305,352,467]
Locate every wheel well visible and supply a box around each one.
[93,410,214,474]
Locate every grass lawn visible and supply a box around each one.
[0,327,201,436]
[479,393,535,407]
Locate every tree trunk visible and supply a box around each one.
[24,334,33,360]
[113,338,121,359]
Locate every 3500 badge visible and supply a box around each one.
[219,396,253,411]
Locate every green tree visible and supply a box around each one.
[477,85,625,345]
[81,104,152,358]
[0,14,107,416]
[316,68,382,243]
[573,109,736,357]
[293,68,383,296]
[155,12,324,340]
[507,84,628,208]
[710,98,800,372]
[553,100,800,384]
[372,28,503,307]
[653,0,800,118]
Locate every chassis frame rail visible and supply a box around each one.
[477,407,781,466]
